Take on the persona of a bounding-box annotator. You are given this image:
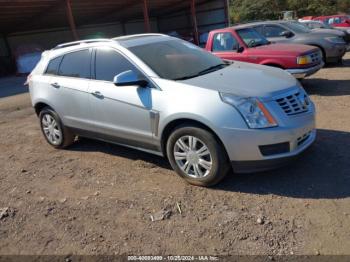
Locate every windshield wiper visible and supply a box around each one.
[174,63,227,81]
[197,63,227,75]
[251,42,269,47]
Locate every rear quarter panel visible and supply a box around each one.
[29,74,55,109]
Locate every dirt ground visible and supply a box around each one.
[0,54,350,256]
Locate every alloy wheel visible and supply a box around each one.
[173,135,212,178]
[41,114,62,145]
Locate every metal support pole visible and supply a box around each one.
[121,21,126,35]
[224,0,230,27]
[190,0,199,45]
[2,33,15,74]
[2,34,12,57]
[143,0,151,33]
[65,0,79,40]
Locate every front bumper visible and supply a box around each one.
[286,62,324,79]
[217,109,316,173]
[232,129,316,173]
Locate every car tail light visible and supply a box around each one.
[24,74,32,86]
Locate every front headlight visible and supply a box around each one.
[297,54,313,65]
[325,36,346,44]
[219,93,278,129]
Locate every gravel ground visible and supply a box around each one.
[0,54,349,256]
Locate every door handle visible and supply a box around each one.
[51,82,60,88]
[91,91,104,98]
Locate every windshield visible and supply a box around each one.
[236,28,270,47]
[284,22,311,33]
[127,39,225,80]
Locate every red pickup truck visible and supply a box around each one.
[313,15,350,29]
[205,26,324,78]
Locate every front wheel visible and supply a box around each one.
[166,125,231,187]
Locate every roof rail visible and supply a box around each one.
[112,33,167,41]
[230,20,267,27]
[52,39,114,50]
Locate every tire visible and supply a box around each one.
[166,124,231,187]
[39,107,75,149]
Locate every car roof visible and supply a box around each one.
[230,20,292,29]
[209,20,291,32]
[113,34,172,48]
[46,33,172,58]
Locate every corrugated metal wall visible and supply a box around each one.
[158,0,227,46]
[0,0,228,75]
[6,20,156,52]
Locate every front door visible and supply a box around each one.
[211,32,246,62]
[88,47,155,149]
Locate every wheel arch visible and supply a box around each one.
[261,62,285,69]
[160,118,227,159]
[34,101,54,116]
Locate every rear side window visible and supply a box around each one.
[264,25,285,37]
[45,56,62,75]
[58,49,91,78]
[253,25,264,35]
[95,48,138,82]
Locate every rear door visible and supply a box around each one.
[211,32,246,62]
[88,47,155,149]
[53,49,93,130]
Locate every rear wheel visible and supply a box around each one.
[39,107,75,149]
[166,125,231,187]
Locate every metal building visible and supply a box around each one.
[0,0,230,76]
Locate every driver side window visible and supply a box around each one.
[264,25,285,37]
[212,32,238,52]
[95,48,139,82]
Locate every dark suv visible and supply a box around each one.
[241,20,347,63]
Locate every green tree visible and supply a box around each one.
[229,0,350,23]
[230,0,283,23]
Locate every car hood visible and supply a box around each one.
[311,28,345,36]
[177,61,299,98]
[252,43,318,55]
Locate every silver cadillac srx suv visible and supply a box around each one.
[28,34,316,187]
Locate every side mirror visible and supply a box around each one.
[237,46,245,53]
[280,31,293,38]
[113,70,148,87]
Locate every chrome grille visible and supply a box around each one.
[276,91,310,116]
[310,51,322,63]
